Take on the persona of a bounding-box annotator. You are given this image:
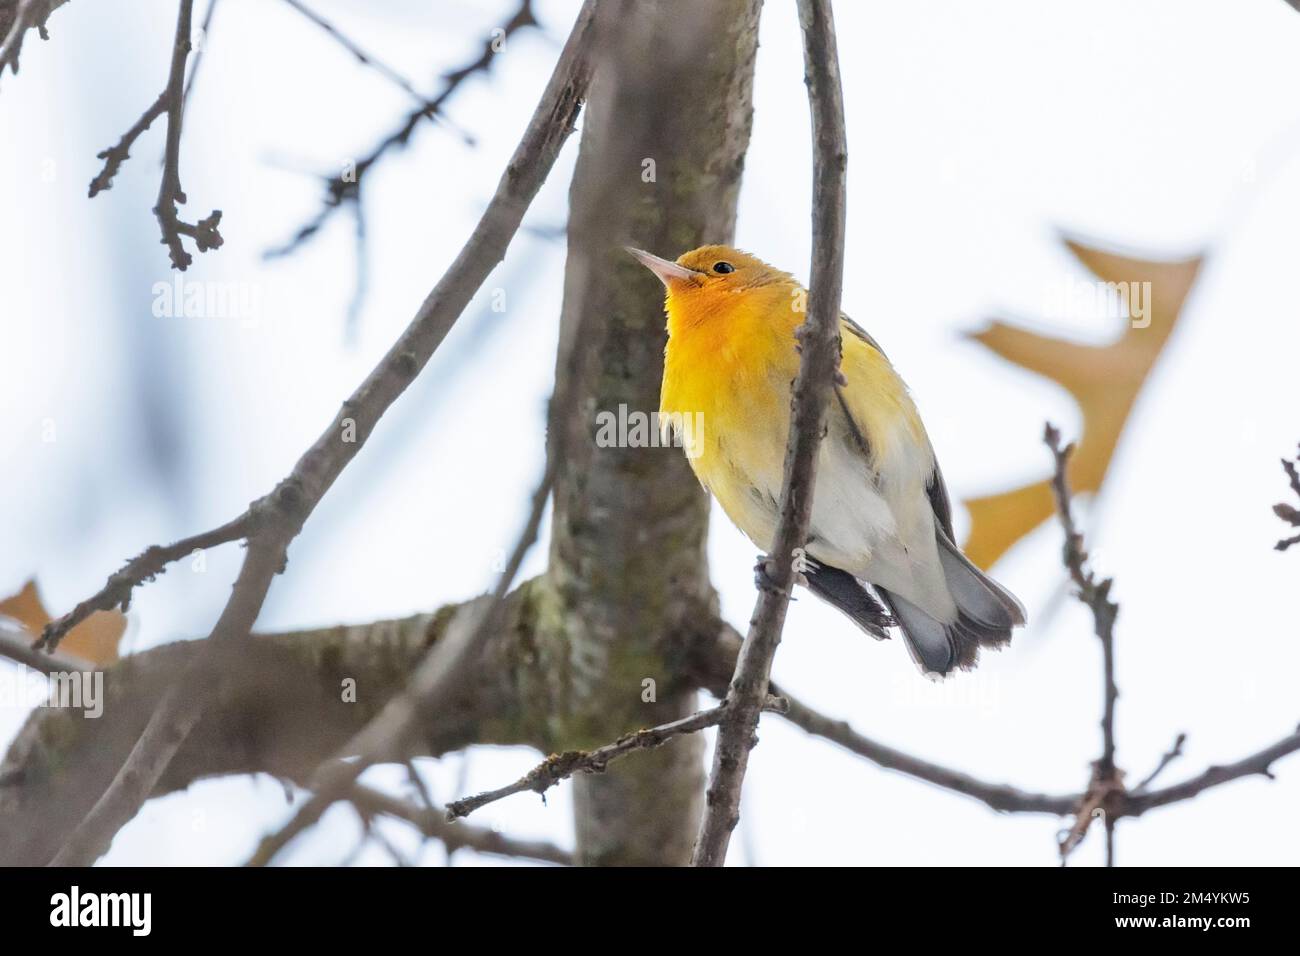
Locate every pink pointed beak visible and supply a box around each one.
[624,247,702,288]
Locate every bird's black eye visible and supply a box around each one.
[713,261,735,274]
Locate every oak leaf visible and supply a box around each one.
[0,579,124,665]
[962,238,1203,569]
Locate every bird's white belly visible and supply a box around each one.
[808,421,955,618]
[701,387,954,620]
[806,439,898,569]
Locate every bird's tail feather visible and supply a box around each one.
[935,531,1026,629]
[802,561,893,640]
[879,533,1026,677]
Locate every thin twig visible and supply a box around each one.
[1045,422,1123,866]
[691,0,847,868]
[1274,444,1300,551]
[88,91,168,198]
[40,0,597,866]
[0,0,64,89]
[265,0,537,260]
[281,0,431,104]
[36,513,255,653]
[402,760,436,814]
[1134,733,1187,792]
[348,784,570,865]
[88,0,218,198]
[1124,724,1300,814]
[447,696,789,821]
[181,0,220,116]
[153,0,223,270]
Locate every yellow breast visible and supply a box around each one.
[659,279,929,551]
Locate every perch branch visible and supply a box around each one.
[692,0,847,867]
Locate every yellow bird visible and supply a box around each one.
[628,244,1026,676]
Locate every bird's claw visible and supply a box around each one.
[753,554,786,595]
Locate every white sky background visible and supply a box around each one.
[2,0,1299,866]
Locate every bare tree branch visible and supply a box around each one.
[181,0,219,116]
[280,0,430,104]
[0,624,89,675]
[1045,423,1120,776]
[1,592,548,865]
[9,578,1297,865]
[691,0,847,868]
[265,0,537,260]
[348,784,571,866]
[152,0,224,270]
[0,0,67,90]
[245,459,557,866]
[33,0,597,867]
[698,623,1300,826]
[687,625,1076,815]
[1124,725,1300,814]
[778,692,1078,815]
[49,535,288,865]
[1045,422,1124,865]
[88,91,169,198]
[240,2,600,868]
[87,0,219,199]
[447,696,789,821]
[1134,733,1187,792]
[1274,443,1300,551]
[263,0,537,332]
[36,513,254,653]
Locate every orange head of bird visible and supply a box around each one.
[625,244,793,299]
[625,244,800,335]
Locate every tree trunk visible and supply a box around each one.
[542,0,762,866]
